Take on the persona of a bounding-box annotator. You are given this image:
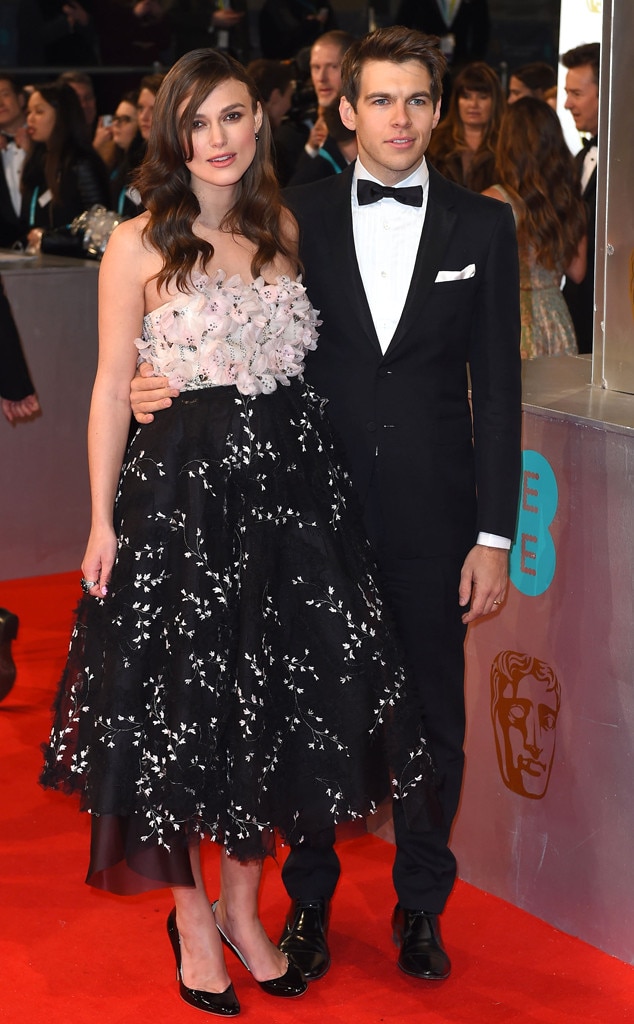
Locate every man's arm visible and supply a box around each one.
[459,544,508,624]
[130,362,180,423]
[460,199,521,623]
[469,200,522,540]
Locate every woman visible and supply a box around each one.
[136,72,165,143]
[40,49,434,1016]
[483,97,587,359]
[108,92,146,217]
[21,81,109,253]
[427,61,504,193]
[507,61,556,105]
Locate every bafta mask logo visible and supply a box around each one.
[586,0,602,12]
[491,651,561,799]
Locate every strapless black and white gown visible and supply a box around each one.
[41,271,436,893]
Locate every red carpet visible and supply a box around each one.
[2,572,633,1023]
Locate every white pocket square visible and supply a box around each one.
[435,264,476,282]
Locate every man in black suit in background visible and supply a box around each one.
[562,42,600,354]
[396,0,490,67]
[130,27,521,984]
[0,76,40,425]
[0,75,28,249]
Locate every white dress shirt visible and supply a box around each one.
[350,156,510,551]
[352,157,428,354]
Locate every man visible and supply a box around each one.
[171,0,250,65]
[247,59,295,131]
[309,30,348,111]
[274,30,354,184]
[396,0,490,67]
[0,77,40,426]
[57,70,97,135]
[0,275,40,425]
[562,42,600,355]
[507,62,556,104]
[130,27,521,983]
[304,30,355,153]
[259,0,337,60]
[0,75,28,248]
[0,607,20,702]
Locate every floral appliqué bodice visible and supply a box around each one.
[135,270,320,396]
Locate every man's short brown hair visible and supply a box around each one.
[561,42,600,86]
[341,26,446,110]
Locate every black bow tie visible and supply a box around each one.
[1,132,15,143]
[582,135,598,150]
[357,179,423,207]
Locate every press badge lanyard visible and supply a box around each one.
[317,147,344,174]
[29,186,39,226]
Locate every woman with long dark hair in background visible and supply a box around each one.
[108,91,146,217]
[427,61,504,193]
[482,96,587,359]
[21,80,109,253]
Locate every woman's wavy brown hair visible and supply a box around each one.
[133,48,296,292]
[22,81,100,204]
[427,62,504,191]
[494,97,586,271]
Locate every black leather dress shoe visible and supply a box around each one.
[0,609,19,703]
[278,899,331,980]
[392,904,451,981]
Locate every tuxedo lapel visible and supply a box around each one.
[385,165,457,354]
[583,164,597,202]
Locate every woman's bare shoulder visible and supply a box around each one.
[101,214,161,274]
[105,212,152,253]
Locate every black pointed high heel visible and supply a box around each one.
[167,908,240,1016]
[211,900,307,998]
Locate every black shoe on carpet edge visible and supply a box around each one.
[392,904,451,981]
[278,898,331,981]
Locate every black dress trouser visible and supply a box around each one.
[282,477,469,914]
[0,277,34,401]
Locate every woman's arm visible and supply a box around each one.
[564,232,587,285]
[82,219,147,596]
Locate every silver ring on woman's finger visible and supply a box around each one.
[493,599,501,605]
[80,577,98,593]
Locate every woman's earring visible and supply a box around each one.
[255,132,260,142]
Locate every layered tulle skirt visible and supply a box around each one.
[41,380,436,892]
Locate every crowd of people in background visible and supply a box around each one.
[0,6,600,434]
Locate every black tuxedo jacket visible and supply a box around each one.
[285,162,521,560]
[563,152,596,354]
[0,276,34,401]
[395,0,490,66]
[0,157,23,248]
